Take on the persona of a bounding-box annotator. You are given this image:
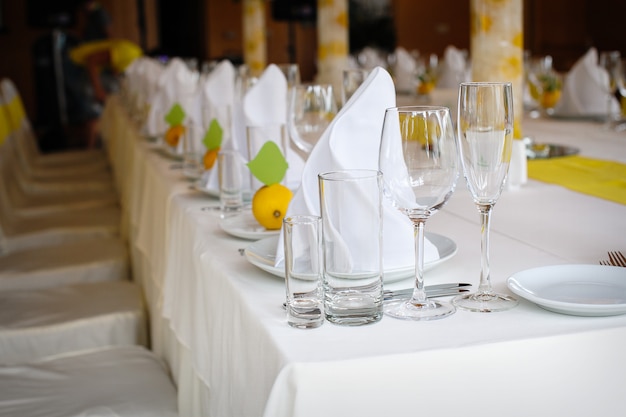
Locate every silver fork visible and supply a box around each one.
[608,251,626,267]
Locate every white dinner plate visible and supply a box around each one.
[191,180,219,198]
[507,265,626,317]
[548,112,605,122]
[158,144,184,161]
[245,232,457,283]
[220,212,280,240]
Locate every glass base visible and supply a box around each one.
[383,298,455,321]
[453,292,518,313]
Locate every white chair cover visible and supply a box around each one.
[0,281,146,365]
[0,201,121,254]
[0,147,118,218]
[0,345,178,417]
[0,237,128,291]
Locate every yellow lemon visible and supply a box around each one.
[252,184,293,230]
[540,90,561,109]
[164,125,185,147]
[417,81,435,95]
[203,148,220,170]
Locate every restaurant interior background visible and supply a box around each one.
[0,0,625,149]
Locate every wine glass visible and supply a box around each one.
[525,55,562,117]
[379,106,459,320]
[288,83,337,157]
[453,82,518,312]
[599,50,622,129]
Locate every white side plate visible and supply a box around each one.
[507,264,626,316]
[220,212,280,240]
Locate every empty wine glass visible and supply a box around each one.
[288,83,337,156]
[379,106,459,320]
[453,82,518,312]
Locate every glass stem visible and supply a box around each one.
[478,204,494,295]
[411,219,428,303]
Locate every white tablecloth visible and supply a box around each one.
[102,95,626,417]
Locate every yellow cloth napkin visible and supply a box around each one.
[528,156,626,205]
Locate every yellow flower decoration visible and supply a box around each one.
[318,0,334,7]
[318,41,348,60]
[479,14,492,32]
[335,11,348,28]
[501,55,523,79]
[249,60,264,73]
[512,32,523,49]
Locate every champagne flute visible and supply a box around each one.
[453,82,518,312]
[379,106,459,320]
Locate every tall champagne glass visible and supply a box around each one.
[453,82,518,312]
[379,106,459,320]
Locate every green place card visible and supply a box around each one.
[202,119,223,150]
[247,141,289,186]
[164,103,186,126]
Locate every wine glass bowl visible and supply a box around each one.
[288,83,337,156]
[453,82,518,313]
[379,106,458,320]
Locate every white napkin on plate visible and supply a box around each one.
[392,47,417,93]
[145,58,199,139]
[437,45,470,89]
[275,66,440,269]
[242,64,304,189]
[554,47,619,117]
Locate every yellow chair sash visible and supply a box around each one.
[5,93,26,131]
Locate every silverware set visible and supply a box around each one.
[282,283,471,309]
[600,251,626,267]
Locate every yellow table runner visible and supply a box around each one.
[528,156,626,205]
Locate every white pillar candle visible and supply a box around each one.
[243,0,267,77]
[470,0,524,139]
[316,0,349,97]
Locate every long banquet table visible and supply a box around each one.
[101,94,626,417]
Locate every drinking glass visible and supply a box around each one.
[453,82,518,312]
[379,106,459,320]
[182,122,205,180]
[284,215,324,329]
[288,83,337,156]
[599,50,622,129]
[217,149,246,215]
[319,170,384,325]
[277,63,301,90]
[341,69,369,106]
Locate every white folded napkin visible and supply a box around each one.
[145,58,199,140]
[357,47,388,71]
[437,45,470,89]
[142,58,164,104]
[392,47,417,93]
[275,66,440,270]
[554,48,619,116]
[193,60,237,192]
[243,64,304,189]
